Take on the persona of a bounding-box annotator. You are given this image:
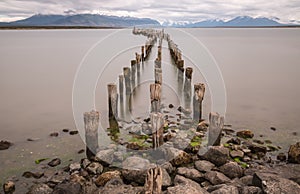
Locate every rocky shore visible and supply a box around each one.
[2,109,300,194]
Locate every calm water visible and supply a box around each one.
[0,28,299,183]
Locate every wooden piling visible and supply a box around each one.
[107,83,118,120]
[144,167,163,194]
[184,67,193,109]
[150,113,164,149]
[208,112,224,146]
[185,67,193,80]
[177,60,184,72]
[141,46,145,61]
[119,75,124,98]
[131,60,137,87]
[193,83,205,122]
[150,83,161,113]
[84,110,99,160]
[123,67,131,95]
[155,68,162,85]
[135,52,141,64]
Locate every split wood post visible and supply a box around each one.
[131,60,137,87]
[150,83,161,113]
[184,67,193,109]
[119,75,124,99]
[177,60,184,72]
[141,46,145,61]
[107,83,118,120]
[84,110,99,160]
[144,166,163,194]
[208,112,224,146]
[155,68,162,85]
[150,113,164,149]
[193,83,205,122]
[123,67,131,95]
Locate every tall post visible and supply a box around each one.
[155,68,162,85]
[208,112,224,146]
[150,113,164,149]
[107,83,119,141]
[150,83,161,113]
[84,110,99,160]
[131,60,137,88]
[193,83,205,122]
[123,67,131,95]
[144,167,163,194]
[119,75,124,99]
[184,67,193,109]
[141,46,145,61]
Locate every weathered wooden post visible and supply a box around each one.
[157,46,162,61]
[150,83,161,113]
[131,60,137,88]
[155,68,162,85]
[135,52,141,64]
[123,67,131,95]
[84,110,99,160]
[177,60,184,72]
[119,75,124,98]
[144,167,163,194]
[184,67,193,108]
[107,83,120,141]
[193,83,205,122]
[208,112,224,146]
[150,113,164,149]
[107,83,118,120]
[141,46,145,61]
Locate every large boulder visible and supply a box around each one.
[194,160,215,172]
[210,185,239,194]
[167,175,208,194]
[121,156,155,185]
[252,172,300,194]
[288,142,300,164]
[52,182,82,194]
[177,167,204,182]
[95,170,121,187]
[27,183,53,194]
[200,146,229,166]
[163,147,192,166]
[95,149,115,166]
[204,171,231,185]
[219,162,244,179]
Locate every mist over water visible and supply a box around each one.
[0,28,299,181]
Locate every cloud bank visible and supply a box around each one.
[0,0,299,23]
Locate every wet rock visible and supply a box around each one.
[163,147,192,166]
[52,182,82,194]
[236,130,254,139]
[227,138,241,145]
[126,142,142,150]
[161,162,175,174]
[169,175,209,194]
[95,170,121,187]
[169,104,174,108]
[69,130,78,135]
[270,127,276,131]
[210,185,239,194]
[219,162,244,179]
[99,184,144,194]
[276,153,287,161]
[27,183,52,194]
[177,167,204,182]
[288,142,300,164]
[49,132,59,137]
[3,180,15,194]
[200,146,229,166]
[95,149,114,166]
[77,149,84,154]
[230,150,244,158]
[204,171,230,185]
[240,175,253,186]
[62,129,69,133]
[252,172,300,194]
[194,160,215,172]
[86,162,103,175]
[241,186,262,194]
[81,158,91,169]
[48,158,61,167]
[253,139,264,145]
[121,156,155,185]
[47,172,67,186]
[0,140,12,150]
[22,171,44,179]
[27,138,40,142]
[197,121,208,132]
[69,162,81,172]
[69,174,86,185]
[161,168,172,187]
[248,143,267,155]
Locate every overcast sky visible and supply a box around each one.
[0,0,299,23]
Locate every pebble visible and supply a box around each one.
[0,140,12,150]
[48,158,61,167]
[3,180,15,194]
[270,127,276,131]
[277,153,287,161]
[62,129,69,133]
[22,171,44,179]
[77,149,84,154]
[49,132,59,137]
[169,104,174,108]
[69,130,78,135]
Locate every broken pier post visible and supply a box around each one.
[150,83,161,113]
[123,67,131,95]
[131,60,137,88]
[150,112,164,149]
[154,68,162,85]
[193,83,205,122]
[208,112,224,146]
[84,110,99,160]
[107,83,120,141]
[184,67,193,108]
[144,166,163,194]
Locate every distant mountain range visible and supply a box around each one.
[0,14,298,27]
[0,14,160,27]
